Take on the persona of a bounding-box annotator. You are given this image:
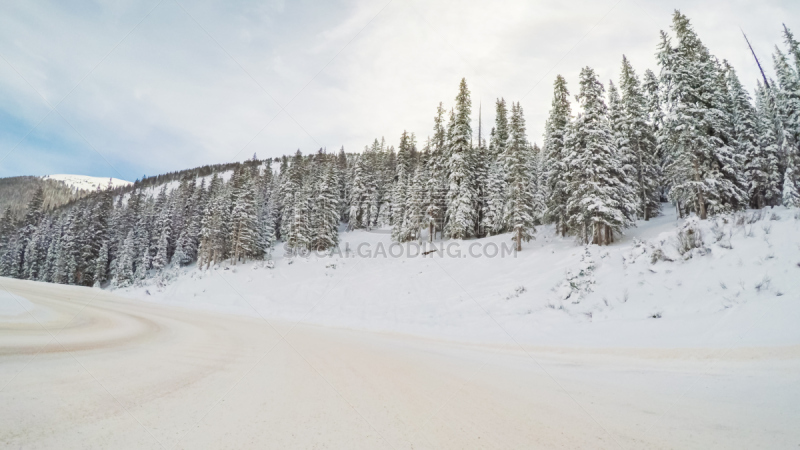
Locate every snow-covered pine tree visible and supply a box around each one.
[338,154,350,224]
[0,207,15,255]
[489,98,509,158]
[472,103,489,238]
[172,226,191,267]
[391,132,414,239]
[444,78,476,240]
[152,223,171,270]
[481,98,510,235]
[397,164,425,242]
[565,67,635,245]
[189,178,206,258]
[658,12,746,218]
[263,174,280,256]
[88,184,114,285]
[318,159,340,251]
[367,140,383,228]
[152,196,173,271]
[114,230,136,288]
[503,102,536,251]
[198,173,221,268]
[725,64,771,209]
[134,202,154,281]
[230,167,260,264]
[279,151,305,238]
[15,186,45,277]
[615,56,661,220]
[543,75,572,236]
[784,154,800,207]
[42,221,61,283]
[55,209,81,284]
[252,164,275,258]
[173,178,204,266]
[22,218,47,281]
[425,104,449,239]
[0,235,23,279]
[482,157,506,235]
[529,143,547,225]
[375,144,395,227]
[642,68,668,202]
[285,178,312,254]
[93,241,109,287]
[348,150,372,230]
[773,35,800,207]
[753,82,784,207]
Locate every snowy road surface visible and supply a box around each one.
[1,277,799,449]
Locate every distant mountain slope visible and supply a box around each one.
[0,176,90,221]
[42,174,132,191]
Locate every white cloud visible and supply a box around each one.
[0,0,797,179]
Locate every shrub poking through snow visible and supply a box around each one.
[675,218,704,257]
[506,286,527,300]
[710,222,733,249]
[755,275,771,293]
[554,247,596,303]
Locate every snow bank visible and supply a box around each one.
[0,290,35,317]
[116,206,800,348]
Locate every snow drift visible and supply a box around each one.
[115,206,800,348]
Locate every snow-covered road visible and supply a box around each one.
[1,277,799,449]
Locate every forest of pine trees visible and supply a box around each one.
[1,11,799,288]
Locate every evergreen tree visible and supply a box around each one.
[398,164,426,242]
[285,180,312,254]
[773,38,800,207]
[391,132,414,237]
[0,207,15,254]
[753,82,784,207]
[616,56,661,219]
[312,160,340,251]
[152,195,173,270]
[427,104,449,239]
[479,98,508,235]
[445,78,476,239]
[134,203,153,281]
[658,12,746,218]
[489,98,509,157]
[543,75,572,236]
[22,218,47,280]
[565,67,635,245]
[114,230,136,288]
[503,102,536,251]
[93,241,109,287]
[42,223,61,283]
[15,186,45,277]
[230,167,260,263]
[473,103,489,238]
[724,65,774,209]
[348,151,372,230]
[530,143,547,225]
[482,157,506,235]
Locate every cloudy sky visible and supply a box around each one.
[0,0,797,181]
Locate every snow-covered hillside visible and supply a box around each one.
[43,174,132,191]
[117,206,800,348]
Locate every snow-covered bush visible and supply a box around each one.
[675,218,704,257]
[710,221,733,249]
[553,247,596,303]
